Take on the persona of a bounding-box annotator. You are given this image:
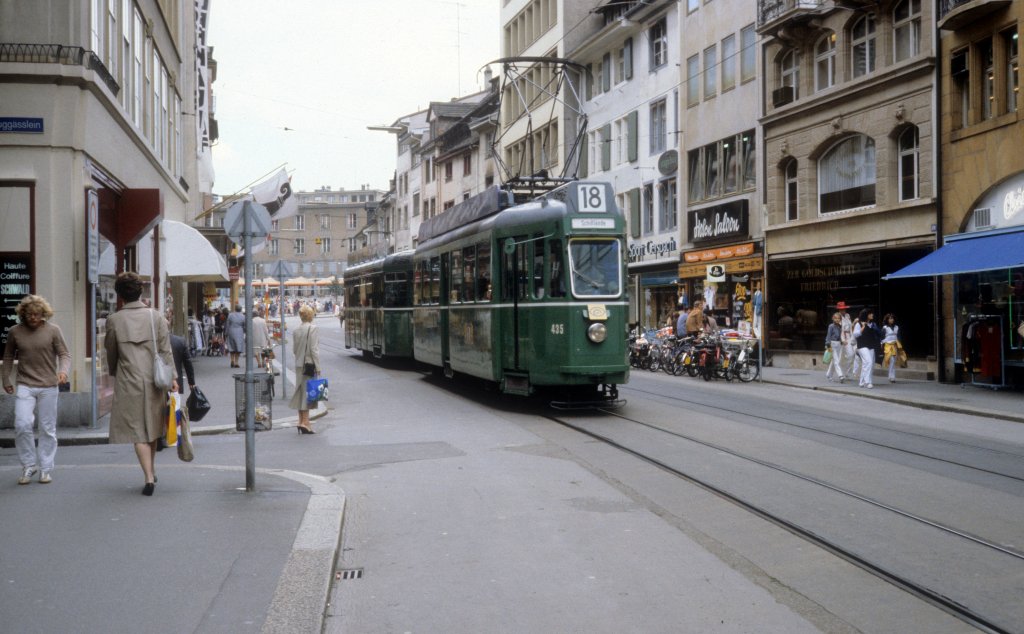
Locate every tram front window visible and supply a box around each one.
[568,239,621,297]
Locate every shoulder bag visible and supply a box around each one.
[301,324,316,377]
[150,310,174,390]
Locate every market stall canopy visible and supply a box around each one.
[315,277,343,286]
[283,276,314,286]
[161,220,229,281]
[884,228,1024,279]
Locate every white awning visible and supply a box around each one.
[161,220,229,281]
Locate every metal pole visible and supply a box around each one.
[243,208,256,492]
[90,283,97,429]
[279,278,287,400]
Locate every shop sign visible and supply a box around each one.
[1004,186,1024,223]
[1,253,32,347]
[684,242,755,263]
[679,255,762,279]
[0,117,43,133]
[228,266,239,281]
[628,236,678,264]
[657,149,678,176]
[688,200,749,245]
[707,264,726,282]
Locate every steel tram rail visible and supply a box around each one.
[543,410,1018,634]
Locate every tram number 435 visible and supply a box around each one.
[551,323,565,335]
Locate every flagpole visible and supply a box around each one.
[196,163,290,220]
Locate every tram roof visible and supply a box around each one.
[416,186,515,244]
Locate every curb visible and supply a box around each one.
[759,378,1024,425]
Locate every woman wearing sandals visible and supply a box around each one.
[104,272,177,495]
[289,304,320,434]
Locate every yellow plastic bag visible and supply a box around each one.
[165,393,177,445]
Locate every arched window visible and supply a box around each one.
[898,126,919,201]
[815,32,837,91]
[818,135,876,214]
[851,15,876,78]
[894,0,921,62]
[784,159,798,221]
[781,49,800,99]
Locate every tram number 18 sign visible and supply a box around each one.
[577,184,607,213]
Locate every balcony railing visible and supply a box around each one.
[758,0,826,27]
[0,43,120,95]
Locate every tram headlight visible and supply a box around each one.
[587,322,608,343]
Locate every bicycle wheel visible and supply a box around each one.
[733,359,759,382]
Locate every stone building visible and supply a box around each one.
[0,0,221,426]
[757,0,938,368]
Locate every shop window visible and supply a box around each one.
[851,15,876,78]
[784,159,798,221]
[893,0,921,62]
[741,132,756,190]
[818,134,875,214]
[898,126,919,202]
[815,32,836,92]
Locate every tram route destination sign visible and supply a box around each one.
[1,254,32,347]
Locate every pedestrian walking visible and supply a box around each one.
[289,304,321,434]
[685,299,705,337]
[853,308,880,389]
[2,295,71,485]
[104,272,177,496]
[224,305,246,368]
[251,306,270,350]
[836,301,856,378]
[824,311,845,383]
[881,313,905,383]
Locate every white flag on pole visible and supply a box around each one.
[250,168,297,220]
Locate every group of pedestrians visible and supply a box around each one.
[825,301,906,389]
[3,271,324,493]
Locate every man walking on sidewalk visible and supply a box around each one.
[2,294,71,485]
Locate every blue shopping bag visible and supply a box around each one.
[306,377,328,404]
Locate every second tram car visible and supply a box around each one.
[343,251,414,359]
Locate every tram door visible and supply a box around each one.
[500,236,531,372]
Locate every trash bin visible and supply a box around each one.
[234,372,273,431]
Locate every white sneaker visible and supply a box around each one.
[18,467,38,485]
[866,384,874,389]
[39,471,52,484]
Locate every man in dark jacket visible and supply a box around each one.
[169,333,195,395]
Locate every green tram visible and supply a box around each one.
[343,251,415,359]
[412,181,629,404]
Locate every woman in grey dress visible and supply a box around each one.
[289,304,320,434]
[224,305,246,368]
[104,272,177,496]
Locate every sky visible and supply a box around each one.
[208,0,501,197]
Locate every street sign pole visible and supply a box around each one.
[224,199,272,493]
[278,278,287,399]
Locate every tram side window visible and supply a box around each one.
[413,263,424,305]
[429,256,441,304]
[384,272,408,307]
[477,242,492,301]
[549,239,566,298]
[372,278,384,307]
[500,236,529,301]
[533,233,545,299]
[450,249,463,303]
[462,245,476,302]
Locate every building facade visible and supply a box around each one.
[758,0,938,366]
[1,0,219,426]
[933,0,1022,386]
[681,0,762,335]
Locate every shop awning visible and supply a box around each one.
[161,220,230,282]
[884,229,1024,279]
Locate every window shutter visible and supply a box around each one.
[602,53,611,92]
[624,38,633,80]
[627,111,638,162]
[601,124,612,171]
[629,188,641,239]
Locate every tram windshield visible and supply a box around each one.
[568,239,622,298]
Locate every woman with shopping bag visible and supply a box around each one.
[289,304,321,434]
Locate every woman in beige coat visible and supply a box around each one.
[104,272,177,495]
[289,304,320,433]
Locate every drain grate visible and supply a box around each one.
[336,568,363,581]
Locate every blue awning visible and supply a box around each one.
[884,229,1024,279]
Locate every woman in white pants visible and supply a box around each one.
[881,313,900,382]
[853,309,880,389]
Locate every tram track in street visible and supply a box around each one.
[621,383,1024,483]
[543,408,1023,634]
